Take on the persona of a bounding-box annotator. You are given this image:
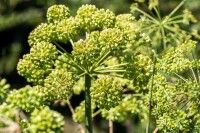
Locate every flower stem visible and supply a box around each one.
[109,120,113,133]
[85,74,92,133]
[146,53,156,133]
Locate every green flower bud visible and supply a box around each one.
[148,0,159,10]
[56,17,80,43]
[183,9,197,25]
[101,95,146,122]
[47,5,70,24]
[124,54,153,92]
[6,85,47,112]
[99,28,124,51]
[91,76,123,110]
[72,31,101,66]
[44,69,74,100]
[156,40,197,74]
[72,77,84,95]
[29,107,64,133]
[92,9,116,29]
[76,4,98,31]
[28,23,54,46]
[17,42,58,85]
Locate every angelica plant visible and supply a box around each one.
[0,4,152,133]
[0,1,199,133]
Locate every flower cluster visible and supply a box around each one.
[101,95,147,122]
[76,4,115,31]
[6,85,47,112]
[46,5,70,24]
[14,3,200,133]
[29,107,64,133]
[156,40,197,74]
[124,54,153,92]
[44,69,74,100]
[90,76,123,110]
[146,72,200,132]
[72,31,101,67]
[17,42,58,85]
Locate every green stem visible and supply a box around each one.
[167,14,183,22]
[134,8,158,23]
[85,74,92,133]
[160,26,166,50]
[163,0,187,24]
[153,7,161,21]
[146,54,156,133]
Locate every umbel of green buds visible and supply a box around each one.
[14,3,153,133]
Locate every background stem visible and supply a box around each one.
[85,74,92,133]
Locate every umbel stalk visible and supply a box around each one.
[84,74,92,133]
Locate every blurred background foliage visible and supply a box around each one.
[0,0,200,132]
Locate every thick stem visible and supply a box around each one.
[85,74,92,133]
[109,120,113,133]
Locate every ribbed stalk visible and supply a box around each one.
[85,74,92,133]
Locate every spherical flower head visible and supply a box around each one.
[115,14,143,45]
[6,85,47,112]
[99,28,124,51]
[30,41,58,61]
[157,110,191,132]
[93,9,116,29]
[76,4,116,31]
[44,69,74,100]
[17,42,58,85]
[28,23,54,47]
[56,17,80,43]
[47,5,70,24]
[116,14,135,24]
[72,31,101,66]
[124,54,153,92]
[90,76,123,110]
[156,40,196,74]
[101,95,146,122]
[76,4,98,31]
[30,106,64,133]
